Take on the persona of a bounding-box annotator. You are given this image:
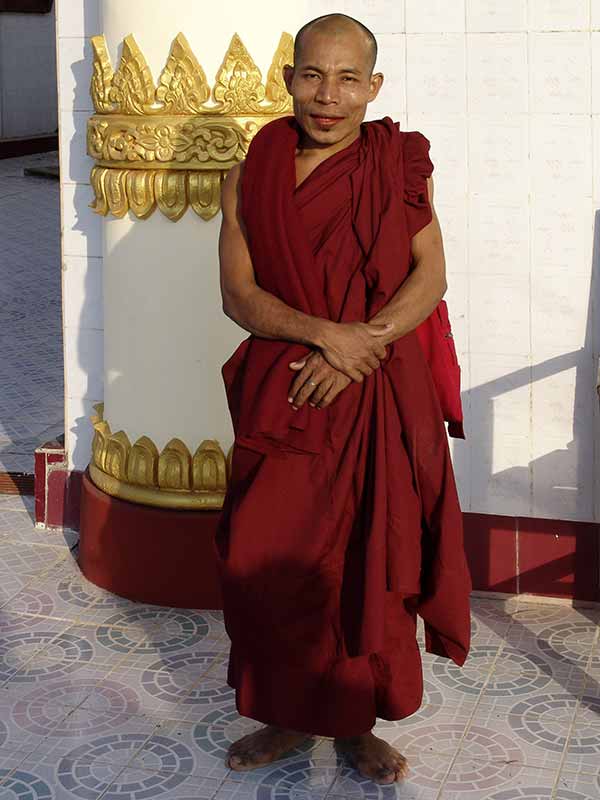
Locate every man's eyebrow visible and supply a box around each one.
[299,64,362,75]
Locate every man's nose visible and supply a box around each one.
[315,78,339,104]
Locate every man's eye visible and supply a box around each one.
[342,76,357,82]
[304,73,319,79]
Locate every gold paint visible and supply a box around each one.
[192,440,227,493]
[109,34,156,116]
[88,31,293,221]
[89,406,228,510]
[154,171,189,222]
[188,171,222,221]
[156,32,210,114]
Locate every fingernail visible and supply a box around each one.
[292,406,298,411]
[309,402,315,407]
[288,397,293,402]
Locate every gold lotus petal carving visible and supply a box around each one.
[89,407,230,510]
[154,171,188,221]
[125,170,156,218]
[188,171,222,221]
[88,31,293,221]
[89,168,225,222]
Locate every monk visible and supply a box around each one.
[215,13,471,786]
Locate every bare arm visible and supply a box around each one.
[219,163,325,346]
[368,177,447,341]
[219,163,390,382]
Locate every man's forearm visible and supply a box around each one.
[223,283,328,347]
[369,255,447,345]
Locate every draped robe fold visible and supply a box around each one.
[215,116,471,738]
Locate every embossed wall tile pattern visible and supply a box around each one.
[466,0,528,32]
[54,1,600,521]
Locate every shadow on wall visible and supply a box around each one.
[451,209,600,599]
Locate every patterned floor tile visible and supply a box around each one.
[29,712,160,769]
[422,644,499,705]
[475,647,589,714]
[0,156,62,477]
[55,622,154,666]
[121,611,226,670]
[3,578,95,623]
[461,696,576,770]
[0,511,77,549]
[5,755,132,800]
[84,653,225,718]
[555,766,600,797]
[504,620,599,670]
[214,742,337,799]
[105,767,222,800]
[0,665,117,708]
[375,712,475,765]
[132,709,320,782]
[0,540,65,580]
[329,746,450,799]
[0,622,81,684]
[439,760,560,800]
[0,495,35,513]
[560,694,600,774]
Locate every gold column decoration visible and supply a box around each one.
[88,31,293,221]
[89,404,231,510]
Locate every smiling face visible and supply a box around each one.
[284,22,383,152]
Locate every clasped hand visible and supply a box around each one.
[288,320,393,410]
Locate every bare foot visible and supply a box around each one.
[227,725,313,771]
[335,732,408,785]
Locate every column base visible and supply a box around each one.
[79,470,223,608]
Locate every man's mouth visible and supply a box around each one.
[310,114,344,127]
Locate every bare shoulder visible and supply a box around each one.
[221,162,244,223]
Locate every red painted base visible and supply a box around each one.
[79,471,223,609]
[42,463,599,608]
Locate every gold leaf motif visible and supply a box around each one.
[188,171,222,221]
[192,440,227,492]
[89,408,229,509]
[263,32,293,113]
[91,421,110,471]
[125,171,156,218]
[90,36,116,113]
[158,438,192,490]
[109,34,155,115]
[105,169,129,218]
[212,33,265,114]
[156,32,210,114]
[128,436,159,485]
[90,167,109,215]
[105,431,131,480]
[88,31,294,221]
[154,171,188,221]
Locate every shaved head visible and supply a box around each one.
[294,13,378,74]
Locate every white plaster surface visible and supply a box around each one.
[56,0,600,523]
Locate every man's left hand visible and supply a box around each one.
[288,352,351,410]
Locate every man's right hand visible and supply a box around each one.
[317,320,392,382]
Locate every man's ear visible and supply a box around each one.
[283,64,294,94]
[368,72,384,102]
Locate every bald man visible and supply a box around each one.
[216,14,471,786]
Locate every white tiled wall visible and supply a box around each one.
[56,0,103,471]
[56,0,600,521]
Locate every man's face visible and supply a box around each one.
[284,27,383,149]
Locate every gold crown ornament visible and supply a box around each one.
[88,32,294,221]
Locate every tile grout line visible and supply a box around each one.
[550,620,599,796]
[435,624,510,798]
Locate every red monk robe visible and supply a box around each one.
[215,116,471,738]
